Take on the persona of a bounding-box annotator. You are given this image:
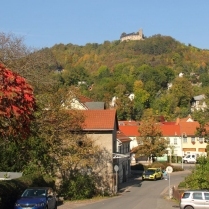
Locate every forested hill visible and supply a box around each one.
[49,34,209,74]
[40,34,209,121]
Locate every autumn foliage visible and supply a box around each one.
[0,64,35,139]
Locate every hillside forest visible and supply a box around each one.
[24,34,209,122]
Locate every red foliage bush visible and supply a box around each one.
[0,63,36,139]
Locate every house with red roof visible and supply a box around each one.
[160,123,181,160]
[81,109,131,192]
[118,121,140,164]
[176,117,207,156]
[119,117,207,164]
[118,121,140,150]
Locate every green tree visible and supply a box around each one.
[133,81,150,120]
[169,77,194,108]
[182,156,209,189]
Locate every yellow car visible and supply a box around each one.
[142,168,163,181]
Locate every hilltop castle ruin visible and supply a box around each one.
[120,29,144,42]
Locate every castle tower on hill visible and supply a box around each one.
[120,29,144,42]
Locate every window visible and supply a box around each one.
[199,137,203,143]
[193,192,203,200]
[204,193,209,200]
[183,137,187,143]
[182,192,190,198]
[174,138,177,145]
[167,138,170,144]
[191,137,195,143]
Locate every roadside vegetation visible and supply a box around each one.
[179,156,209,190]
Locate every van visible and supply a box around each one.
[183,153,199,163]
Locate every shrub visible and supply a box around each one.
[59,172,96,200]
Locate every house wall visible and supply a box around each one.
[166,136,182,157]
[166,136,207,158]
[129,136,138,150]
[70,98,87,110]
[117,157,130,183]
[116,141,131,183]
[86,128,117,193]
[182,136,207,155]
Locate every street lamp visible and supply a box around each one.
[181,132,187,170]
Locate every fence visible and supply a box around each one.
[172,186,184,202]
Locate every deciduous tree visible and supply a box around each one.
[0,64,36,140]
[135,117,168,162]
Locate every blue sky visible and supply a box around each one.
[1,0,209,49]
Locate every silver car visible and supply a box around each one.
[180,190,209,209]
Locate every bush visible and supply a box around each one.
[59,172,96,200]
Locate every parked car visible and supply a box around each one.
[142,168,163,181]
[14,187,57,209]
[183,153,198,164]
[180,189,209,209]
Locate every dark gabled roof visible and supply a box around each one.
[85,102,105,110]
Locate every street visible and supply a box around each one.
[58,169,191,209]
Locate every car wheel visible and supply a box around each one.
[185,205,194,209]
[154,176,156,181]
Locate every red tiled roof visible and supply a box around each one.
[161,122,176,125]
[117,131,131,143]
[160,124,181,136]
[82,109,118,130]
[119,125,140,137]
[179,121,200,136]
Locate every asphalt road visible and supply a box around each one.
[58,169,191,209]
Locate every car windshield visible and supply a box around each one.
[145,169,155,174]
[22,189,46,197]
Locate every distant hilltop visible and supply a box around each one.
[120,29,144,42]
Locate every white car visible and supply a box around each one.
[183,154,197,163]
[180,190,209,209]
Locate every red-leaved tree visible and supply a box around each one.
[0,63,36,140]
